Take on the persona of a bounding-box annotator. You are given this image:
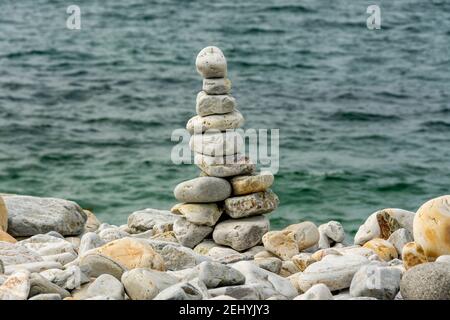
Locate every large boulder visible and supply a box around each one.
[413,195,450,260]
[2,195,87,237]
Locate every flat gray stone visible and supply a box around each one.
[127,208,177,233]
[294,283,333,300]
[208,284,264,300]
[29,273,70,298]
[400,262,450,300]
[224,190,279,218]
[174,177,231,203]
[121,268,179,300]
[213,216,270,251]
[173,218,213,249]
[3,195,87,237]
[153,282,203,300]
[197,261,245,288]
[86,274,124,300]
[79,252,126,280]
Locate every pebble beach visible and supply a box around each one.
[1,47,450,301]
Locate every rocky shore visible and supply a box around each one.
[1,47,449,301]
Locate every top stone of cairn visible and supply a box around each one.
[196,46,227,79]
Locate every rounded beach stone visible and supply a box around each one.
[29,273,70,298]
[3,195,87,237]
[193,240,219,255]
[195,153,255,178]
[203,78,231,95]
[79,232,105,256]
[83,209,101,233]
[29,293,61,300]
[171,203,222,227]
[196,91,236,116]
[413,195,450,260]
[154,281,203,300]
[93,237,165,271]
[127,208,177,233]
[173,217,213,248]
[213,216,270,251]
[401,242,428,270]
[298,254,369,292]
[197,261,245,288]
[284,221,320,250]
[224,190,279,219]
[196,46,227,79]
[262,230,299,260]
[363,238,398,261]
[86,274,124,300]
[189,131,243,156]
[230,171,274,196]
[160,245,205,271]
[354,208,415,245]
[400,262,450,300]
[121,268,179,300]
[174,177,231,203]
[187,110,244,134]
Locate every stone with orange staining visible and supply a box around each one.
[0,270,30,300]
[0,196,7,232]
[354,208,415,245]
[0,230,16,243]
[402,242,428,270]
[262,230,299,260]
[93,237,165,271]
[413,195,450,260]
[363,238,398,261]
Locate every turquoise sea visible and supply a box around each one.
[0,0,449,234]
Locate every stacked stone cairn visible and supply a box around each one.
[172,46,280,252]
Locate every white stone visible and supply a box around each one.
[0,270,30,300]
[0,242,43,266]
[294,283,333,300]
[387,228,413,255]
[127,208,177,233]
[196,46,227,78]
[202,78,231,95]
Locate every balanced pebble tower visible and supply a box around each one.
[172,46,279,252]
